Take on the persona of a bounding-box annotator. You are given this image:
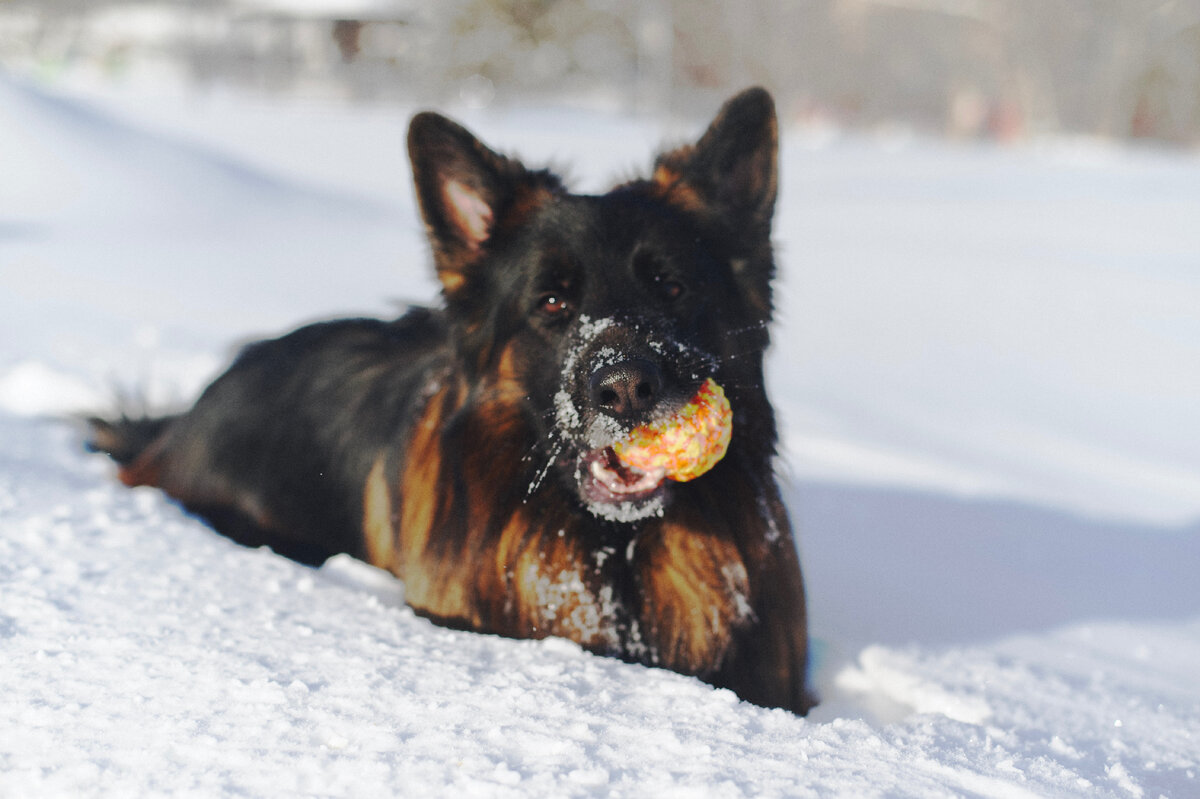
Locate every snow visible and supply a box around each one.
[2,72,1199,797]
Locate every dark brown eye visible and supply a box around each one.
[538,293,571,317]
[657,276,685,301]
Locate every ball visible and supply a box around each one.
[612,377,733,482]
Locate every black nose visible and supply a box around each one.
[590,359,663,419]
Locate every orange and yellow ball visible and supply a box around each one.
[612,378,732,482]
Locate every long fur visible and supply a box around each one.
[89,88,816,714]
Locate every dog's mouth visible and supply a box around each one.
[577,447,668,522]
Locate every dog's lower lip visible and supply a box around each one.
[589,452,667,495]
[579,447,667,506]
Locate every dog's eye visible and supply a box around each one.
[656,276,686,302]
[538,293,571,318]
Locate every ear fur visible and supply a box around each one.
[651,87,778,236]
[408,112,561,297]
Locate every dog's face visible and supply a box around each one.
[409,89,779,523]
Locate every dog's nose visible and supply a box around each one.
[590,359,662,419]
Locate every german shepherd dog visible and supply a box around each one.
[89,88,814,714]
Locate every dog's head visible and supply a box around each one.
[408,89,780,523]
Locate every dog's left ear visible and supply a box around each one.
[652,87,778,236]
[408,112,560,298]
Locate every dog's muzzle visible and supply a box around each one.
[552,316,710,523]
[576,358,672,521]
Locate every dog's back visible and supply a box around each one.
[91,310,448,564]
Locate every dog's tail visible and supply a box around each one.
[86,414,177,487]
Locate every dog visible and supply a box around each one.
[88,88,815,715]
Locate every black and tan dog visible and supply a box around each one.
[89,88,815,714]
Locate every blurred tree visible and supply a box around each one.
[2,0,1198,143]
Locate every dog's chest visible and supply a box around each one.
[508,548,628,652]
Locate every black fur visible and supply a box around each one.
[90,88,815,714]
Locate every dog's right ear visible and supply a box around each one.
[408,113,561,298]
[651,87,778,238]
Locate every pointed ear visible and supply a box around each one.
[652,87,778,233]
[408,112,560,297]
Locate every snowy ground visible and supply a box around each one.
[2,73,1199,797]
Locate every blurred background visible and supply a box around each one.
[2,0,1199,145]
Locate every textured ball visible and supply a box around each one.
[613,378,733,482]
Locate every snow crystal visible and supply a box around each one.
[553,388,581,431]
[584,492,665,524]
[521,562,621,649]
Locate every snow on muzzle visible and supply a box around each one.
[577,376,733,521]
